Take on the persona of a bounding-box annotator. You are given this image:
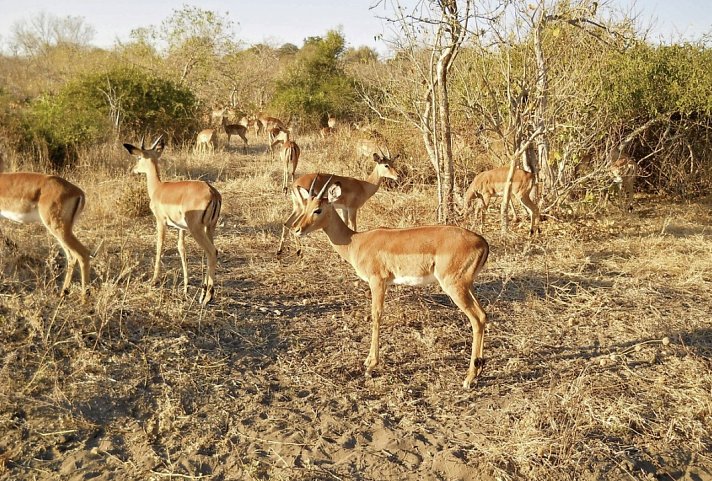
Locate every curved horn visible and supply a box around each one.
[315,175,333,199]
[150,135,164,150]
[308,173,319,198]
[140,135,146,150]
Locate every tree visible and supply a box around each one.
[10,12,95,57]
[271,30,359,127]
[363,0,472,223]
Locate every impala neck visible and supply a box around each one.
[363,165,384,197]
[321,209,356,259]
[144,162,163,198]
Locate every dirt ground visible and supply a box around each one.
[1,139,711,480]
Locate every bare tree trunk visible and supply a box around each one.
[436,47,455,223]
[533,8,553,201]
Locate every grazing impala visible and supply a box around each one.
[270,128,301,193]
[277,153,399,255]
[0,158,90,301]
[292,176,489,389]
[195,129,218,155]
[123,136,222,305]
[463,167,540,235]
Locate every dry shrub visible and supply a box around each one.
[115,178,151,218]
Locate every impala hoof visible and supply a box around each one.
[200,285,214,306]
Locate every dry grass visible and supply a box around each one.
[1,132,711,481]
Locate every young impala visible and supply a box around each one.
[123,136,222,305]
[292,176,490,388]
[277,153,399,255]
[463,167,540,235]
[0,157,91,301]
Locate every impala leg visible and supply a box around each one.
[61,232,90,301]
[282,156,290,194]
[509,198,520,223]
[441,282,488,389]
[152,221,166,285]
[518,193,540,235]
[479,195,491,232]
[177,229,189,296]
[365,278,386,376]
[189,224,217,305]
[277,207,301,255]
[41,209,90,301]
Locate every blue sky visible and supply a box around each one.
[0,0,709,54]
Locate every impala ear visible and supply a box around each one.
[391,153,400,162]
[123,143,141,156]
[372,153,382,163]
[297,186,310,200]
[327,182,342,203]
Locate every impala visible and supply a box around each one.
[463,167,540,235]
[277,153,399,255]
[195,129,218,155]
[607,149,637,211]
[268,126,289,156]
[123,136,222,305]
[210,106,228,126]
[255,112,286,138]
[270,129,301,193]
[0,159,90,300]
[356,137,391,162]
[293,176,489,389]
[222,114,249,153]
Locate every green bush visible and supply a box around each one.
[25,67,199,167]
[271,30,361,128]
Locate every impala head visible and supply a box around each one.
[293,175,337,237]
[123,135,165,174]
[373,153,399,181]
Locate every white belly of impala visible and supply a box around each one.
[391,274,437,286]
[166,217,188,230]
[0,209,41,224]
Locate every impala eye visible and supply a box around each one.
[314,209,322,215]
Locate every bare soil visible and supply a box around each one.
[1,138,711,480]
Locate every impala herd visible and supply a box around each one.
[0,111,639,388]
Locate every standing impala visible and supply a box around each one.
[270,128,301,193]
[0,157,90,301]
[463,167,540,235]
[277,153,399,255]
[195,129,218,155]
[607,149,637,212]
[255,112,286,139]
[123,136,222,305]
[293,176,489,389]
[222,113,249,153]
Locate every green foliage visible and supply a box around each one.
[271,30,361,127]
[600,42,712,120]
[25,68,198,166]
